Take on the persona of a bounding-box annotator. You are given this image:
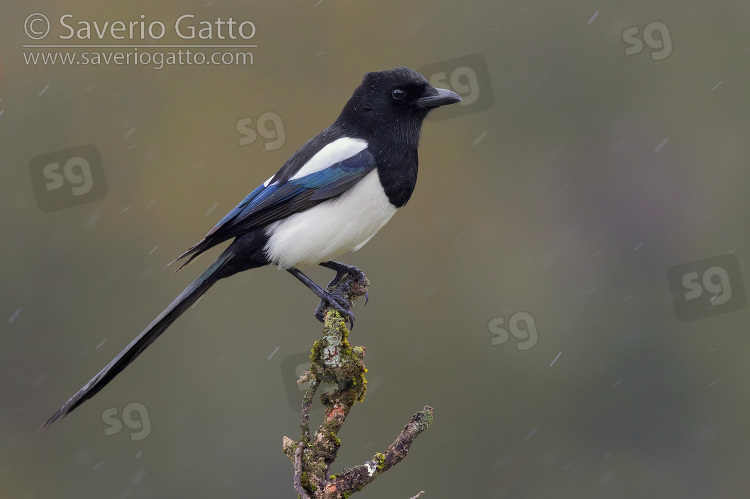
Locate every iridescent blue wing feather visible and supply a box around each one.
[170,149,377,270]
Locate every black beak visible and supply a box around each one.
[417,87,462,109]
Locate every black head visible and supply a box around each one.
[336,67,461,141]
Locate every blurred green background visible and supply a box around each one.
[2,0,750,497]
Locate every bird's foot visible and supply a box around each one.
[338,272,369,307]
[323,264,365,291]
[314,291,356,328]
[338,264,366,286]
[314,266,369,329]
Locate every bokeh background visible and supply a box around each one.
[2,1,750,497]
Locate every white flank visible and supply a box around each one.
[289,137,368,180]
[264,170,396,268]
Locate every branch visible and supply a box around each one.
[328,406,434,494]
[294,443,311,499]
[282,273,433,498]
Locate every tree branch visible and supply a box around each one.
[282,274,433,498]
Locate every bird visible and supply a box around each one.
[43,66,461,427]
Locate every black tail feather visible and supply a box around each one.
[43,250,233,428]
[165,240,204,272]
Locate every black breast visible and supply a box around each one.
[371,141,419,208]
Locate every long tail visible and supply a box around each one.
[43,250,234,427]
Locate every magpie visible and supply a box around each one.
[43,66,461,427]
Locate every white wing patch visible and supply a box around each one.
[289,137,368,180]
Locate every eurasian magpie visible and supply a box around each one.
[43,67,461,427]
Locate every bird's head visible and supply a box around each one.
[337,67,462,141]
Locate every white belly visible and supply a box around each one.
[263,170,397,268]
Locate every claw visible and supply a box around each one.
[363,290,369,307]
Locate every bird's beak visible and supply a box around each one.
[417,87,462,109]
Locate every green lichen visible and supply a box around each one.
[300,471,311,491]
[310,339,323,362]
[330,431,341,446]
[375,452,386,472]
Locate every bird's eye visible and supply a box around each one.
[391,88,405,100]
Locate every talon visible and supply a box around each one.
[314,304,327,323]
[363,290,369,306]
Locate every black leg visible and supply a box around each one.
[287,267,356,328]
[319,261,365,280]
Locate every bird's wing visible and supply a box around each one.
[170,148,377,270]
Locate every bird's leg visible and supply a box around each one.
[318,262,351,293]
[319,261,366,287]
[287,267,356,328]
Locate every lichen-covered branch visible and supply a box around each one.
[282,273,433,498]
[328,405,433,494]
